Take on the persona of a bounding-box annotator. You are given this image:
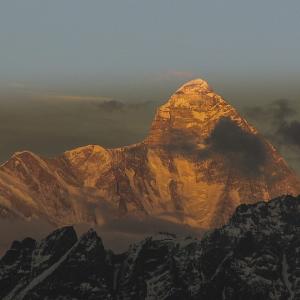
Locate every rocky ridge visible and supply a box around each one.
[0,79,299,228]
[0,195,299,299]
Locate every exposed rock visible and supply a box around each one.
[0,195,299,299]
[0,79,299,228]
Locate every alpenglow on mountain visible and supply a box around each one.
[0,79,299,228]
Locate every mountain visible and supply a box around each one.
[0,195,299,299]
[0,79,299,228]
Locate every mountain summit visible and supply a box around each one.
[0,79,299,228]
[146,78,248,145]
[176,78,212,93]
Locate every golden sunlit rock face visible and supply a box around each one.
[0,79,299,228]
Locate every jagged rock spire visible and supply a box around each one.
[146,78,244,145]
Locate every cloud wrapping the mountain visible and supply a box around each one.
[244,99,299,146]
[204,117,267,176]
[165,128,199,155]
[278,120,300,147]
[161,117,268,177]
[243,99,300,174]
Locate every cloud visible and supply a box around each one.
[96,214,202,253]
[48,94,112,102]
[203,117,268,176]
[0,218,54,256]
[0,214,204,255]
[244,99,296,125]
[244,99,300,148]
[94,100,125,112]
[164,128,199,155]
[161,118,268,177]
[243,99,300,174]
[167,70,195,78]
[3,81,112,102]
[277,120,300,147]
[0,96,161,164]
[7,81,27,89]
[158,70,195,80]
[93,99,161,113]
[101,213,200,236]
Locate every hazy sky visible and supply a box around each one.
[1,1,300,172]
[0,0,300,102]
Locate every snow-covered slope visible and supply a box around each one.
[0,79,299,228]
[0,195,299,299]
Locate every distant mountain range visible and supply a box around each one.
[0,78,299,229]
[0,194,299,299]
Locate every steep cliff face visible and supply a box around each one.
[1,195,299,299]
[0,79,299,228]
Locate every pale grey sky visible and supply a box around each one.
[0,0,300,103]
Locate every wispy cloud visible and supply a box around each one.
[7,81,27,89]
[3,81,112,102]
[166,70,195,78]
[243,99,300,174]
[46,94,112,102]
[157,70,195,80]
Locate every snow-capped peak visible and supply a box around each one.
[176,78,212,94]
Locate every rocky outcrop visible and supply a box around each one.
[0,79,299,228]
[0,195,299,299]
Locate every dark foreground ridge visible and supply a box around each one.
[0,195,299,300]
